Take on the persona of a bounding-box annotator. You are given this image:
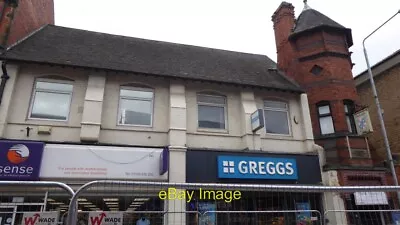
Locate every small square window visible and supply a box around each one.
[118,87,154,126]
[29,81,73,121]
[264,100,290,135]
[197,94,226,129]
[310,65,323,75]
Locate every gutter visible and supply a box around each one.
[0,61,9,105]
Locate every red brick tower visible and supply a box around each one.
[0,0,54,49]
[272,1,388,187]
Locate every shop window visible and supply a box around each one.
[197,93,227,129]
[317,102,335,135]
[118,86,154,126]
[29,80,73,121]
[344,100,357,134]
[264,100,290,135]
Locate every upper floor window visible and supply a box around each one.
[118,86,154,126]
[29,80,73,121]
[344,100,356,133]
[317,102,335,135]
[264,100,290,135]
[197,94,226,129]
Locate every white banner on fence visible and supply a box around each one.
[88,212,123,225]
[22,212,59,225]
[354,191,388,205]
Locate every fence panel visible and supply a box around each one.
[65,181,331,225]
[0,181,74,225]
[322,189,400,225]
[65,181,400,225]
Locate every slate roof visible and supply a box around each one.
[290,8,353,46]
[354,49,400,86]
[0,25,303,93]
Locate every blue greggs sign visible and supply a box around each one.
[217,156,298,180]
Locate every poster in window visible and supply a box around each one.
[296,202,312,225]
[198,202,216,225]
[392,212,400,225]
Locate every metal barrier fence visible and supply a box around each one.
[2,181,400,225]
[65,181,400,225]
[0,181,75,225]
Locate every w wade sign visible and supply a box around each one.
[88,212,123,225]
[22,212,59,225]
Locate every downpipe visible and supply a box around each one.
[0,61,9,105]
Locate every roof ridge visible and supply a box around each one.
[47,24,270,59]
[355,49,400,79]
[5,24,50,52]
[0,24,304,93]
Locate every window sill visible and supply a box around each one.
[26,118,69,126]
[261,133,294,140]
[315,132,366,140]
[115,124,154,131]
[196,128,229,134]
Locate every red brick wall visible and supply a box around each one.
[271,2,296,73]
[272,6,360,137]
[339,170,387,186]
[0,2,5,14]
[4,0,54,46]
[272,2,373,166]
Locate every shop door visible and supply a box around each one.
[0,206,17,225]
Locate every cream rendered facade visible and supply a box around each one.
[0,62,341,224]
[1,63,317,157]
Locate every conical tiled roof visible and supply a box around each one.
[289,8,353,46]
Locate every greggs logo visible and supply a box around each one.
[217,155,298,180]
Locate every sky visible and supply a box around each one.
[54,0,400,76]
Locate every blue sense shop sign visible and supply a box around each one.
[0,140,45,181]
[217,155,298,180]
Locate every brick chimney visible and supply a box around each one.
[271,2,296,74]
[0,0,54,50]
[0,0,18,50]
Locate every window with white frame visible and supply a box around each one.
[197,94,226,129]
[264,100,290,135]
[118,87,154,126]
[317,103,335,135]
[29,80,73,121]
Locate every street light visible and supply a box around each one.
[362,9,400,200]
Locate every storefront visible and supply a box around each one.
[186,149,323,225]
[0,140,169,225]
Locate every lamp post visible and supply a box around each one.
[362,9,400,202]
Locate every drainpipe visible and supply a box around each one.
[0,61,9,105]
[0,0,18,105]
